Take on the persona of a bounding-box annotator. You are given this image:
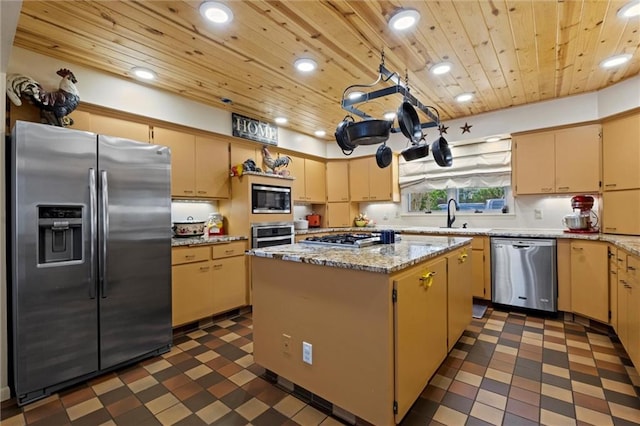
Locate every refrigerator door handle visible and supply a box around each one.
[100,170,109,298]
[89,168,97,299]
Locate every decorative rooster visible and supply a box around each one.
[262,145,292,174]
[6,68,80,127]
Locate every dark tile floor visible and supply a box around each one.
[2,307,640,425]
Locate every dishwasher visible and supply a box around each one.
[491,238,557,312]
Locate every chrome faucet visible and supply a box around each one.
[447,198,458,228]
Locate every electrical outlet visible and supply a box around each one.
[534,209,543,219]
[302,341,312,364]
[282,334,291,354]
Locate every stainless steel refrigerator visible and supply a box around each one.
[9,121,172,405]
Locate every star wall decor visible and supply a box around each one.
[461,122,472,134]
[438,124,449,135]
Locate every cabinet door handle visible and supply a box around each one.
[604,183,617,188]
[213,264,223,270]
[606,227,617,231]
[611,270,617,275]
[197,190,207,194]
[628,266,637,271]
[183,190,194,194]
[224,249,235,255]
[199,266,210,272]
[557,186,569,191]
[458,252,468,263]
[185,254,196,259]
[572,246,584,251]
[419,271,436,288]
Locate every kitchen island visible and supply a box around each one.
[248,235,472,425]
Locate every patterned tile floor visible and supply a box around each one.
[2,307,640,425]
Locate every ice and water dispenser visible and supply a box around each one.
[38,206,83,264]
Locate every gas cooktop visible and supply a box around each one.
[300,232,398,248]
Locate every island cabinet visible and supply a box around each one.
[617,252,640,368]
[349,155,400,202]
[251,240,472,425]
[446,247,473,351]
[153,127,229,199]
[326,160,350,202]
[570,240,609,323]
[512,124,601,195]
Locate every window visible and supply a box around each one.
[407,187,508,213]
[400,139,512,215]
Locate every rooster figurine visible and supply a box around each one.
[262,145,292,174]
[6,68,80,127]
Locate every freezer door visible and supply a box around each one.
[10,122,99,400]
[98,135,172,369]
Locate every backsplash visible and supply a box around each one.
[360,194,601,230]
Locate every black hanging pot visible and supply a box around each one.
[376,143,393,168]
[335,116,356,153]
[397,101,422,143]
[401,143,429,162]
[345,119,392,146]
[431,136,453,167]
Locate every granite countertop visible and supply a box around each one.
[247,235,472,274]
[295,226,640,257]
[172,235,248,247]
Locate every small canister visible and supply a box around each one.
[381,230,395,244]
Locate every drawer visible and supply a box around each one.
[212,241,247,259]
[172,246,211,265]
[628,254,639,283]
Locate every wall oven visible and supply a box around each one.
[252,183,291,214]
[252,222,295,248]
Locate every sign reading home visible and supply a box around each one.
[232,113,278,145]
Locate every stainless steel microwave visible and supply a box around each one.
[251,183,291,214]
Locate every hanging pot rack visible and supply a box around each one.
[340,63,441,134]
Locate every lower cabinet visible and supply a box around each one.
[570,241,609,323]
[172,241,248,327]
[617,253,640,368]
[471,237,490,300]
[325,202,356,227]
[447,247,473,351]
[602,189,640,236]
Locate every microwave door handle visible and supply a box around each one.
[253,185,291,193]
[255,235,293,242]
[100,170,109,298]
[88,168,97,299]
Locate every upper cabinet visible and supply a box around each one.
[602,112,640,191]
[326,161,350,202]
[513,124,601,195]
[153,127,229,199]
[349,156,400,202]
[90,114,150,143]
[289,155,326,203]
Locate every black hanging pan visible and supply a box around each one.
[345,119,392,146]
[397,101,422,143]
[401,143,429,162]
[431,136,453,167]
[376,143,393,168]
[335,116,356,153]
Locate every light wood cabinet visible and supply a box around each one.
[154,127,229,198]
[617,252,640,368]
[211,241,248,314]
[325,202,356,227]
[349,156,400,202]
[447,247,472,351]
[602,112,640,191]
[513,124,601,195]
[230,143,258,168]
[602,189,640,236]
[609,246,618,331]
[171,247,213,327]
[394,257,447,421]
[91,114,150,142]
[570,241,608,323]
[471,237,491,300]
[326,161,350,202]
[290,156,326,203]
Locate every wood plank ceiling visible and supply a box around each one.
[11,1,640,140]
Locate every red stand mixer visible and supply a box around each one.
[563,195,599,233]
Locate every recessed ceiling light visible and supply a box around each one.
[348,91,365,100]
[314,130,326,137]
[485,136,501,143]
[600,54,632,69]
[383,111,397,121]
[294,58,317,72]
[430,62,452,75]
[388,9,420,31]
[131,67,156,80]
[456,93,473,103]
[274,117,287,125]
[199,2,233,23]
[618,0,640,18]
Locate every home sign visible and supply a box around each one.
[232,113,278,145]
